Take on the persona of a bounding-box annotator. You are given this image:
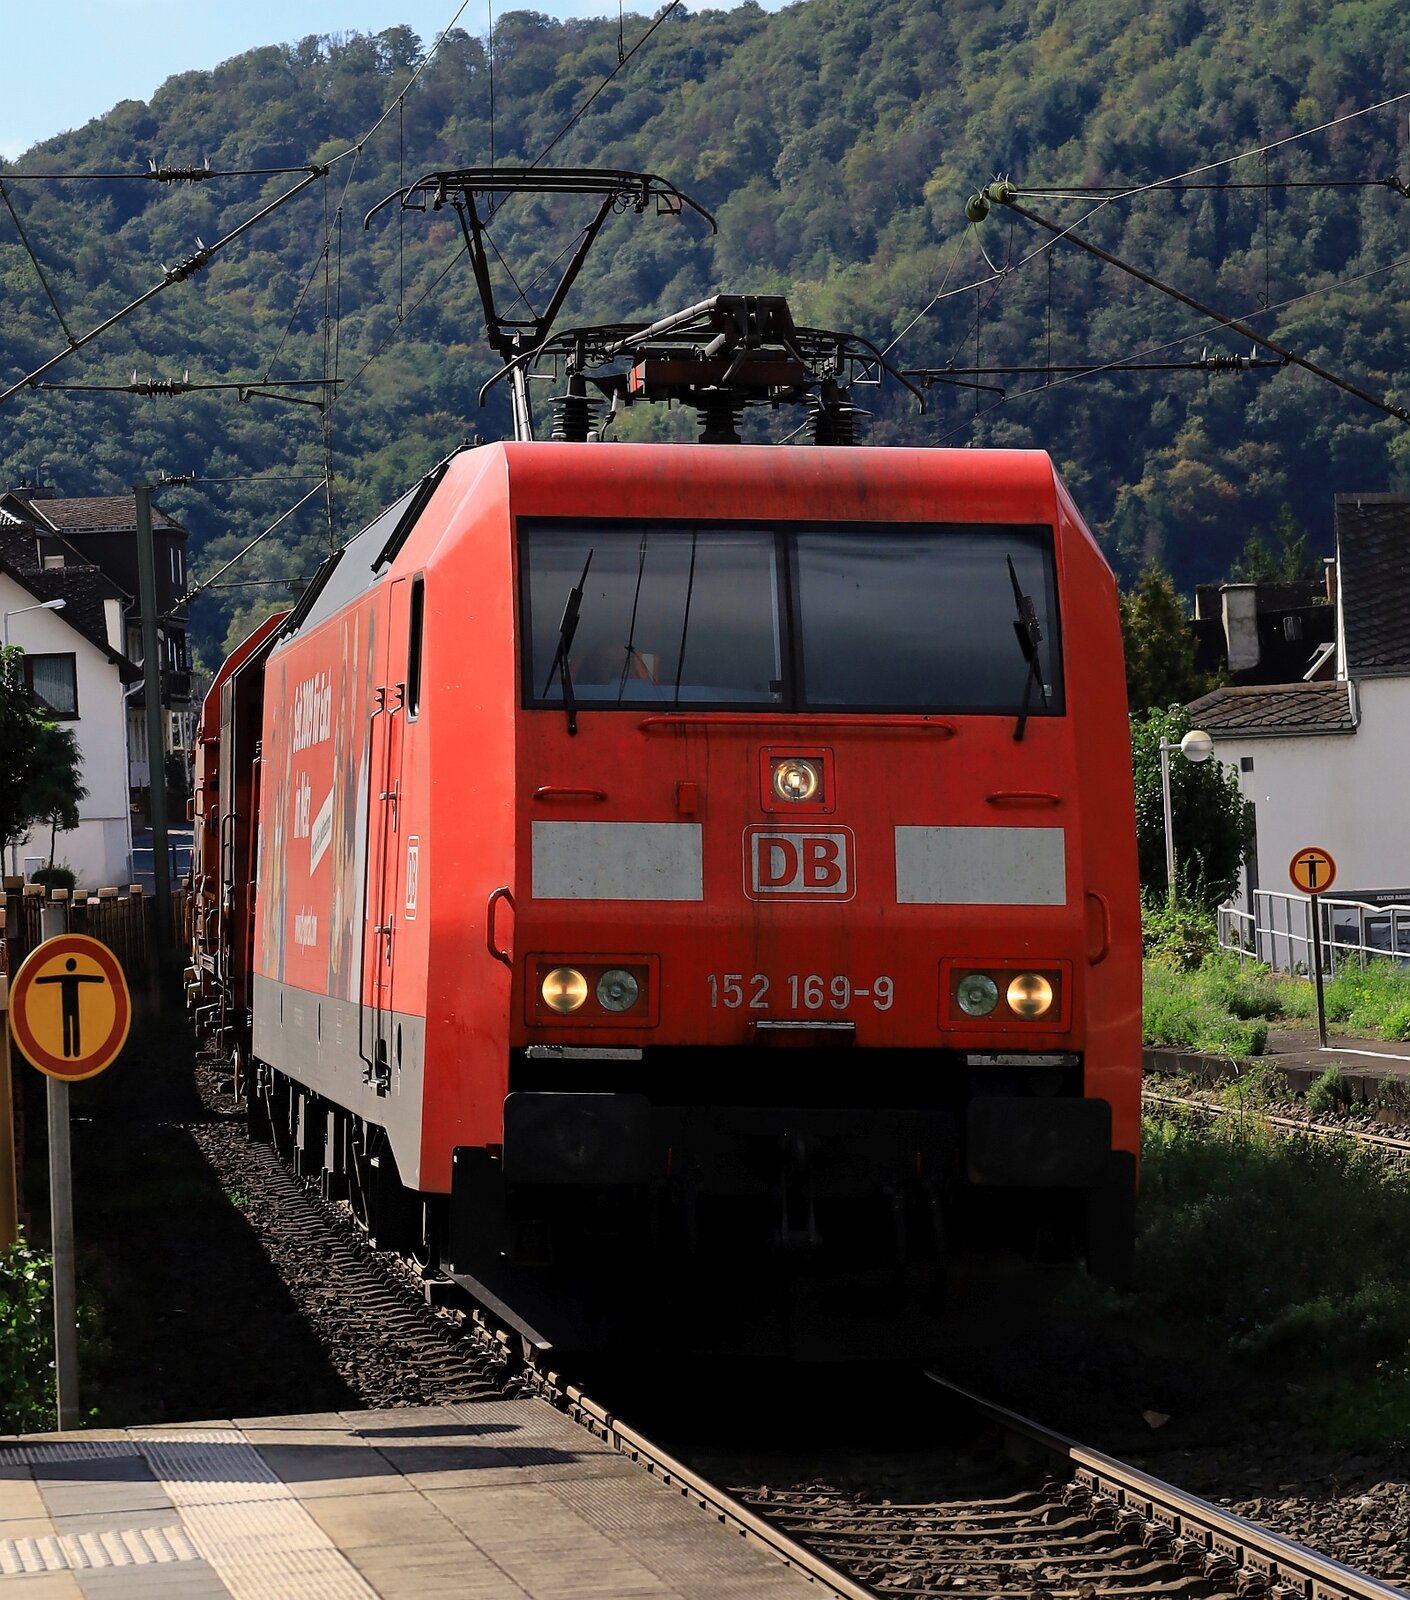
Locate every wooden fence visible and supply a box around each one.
[1,877,185,1004]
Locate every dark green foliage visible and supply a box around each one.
[0,1234,56,1433]
[30,865,77,891]
[1130,705,1251,908]
[22,721,86,870]
[1230,504,1322,584]
[1124,1113,1410,1443]
[1119,566,1215,714]
[1140,897,1218,970]
[1,3,1406,665]
[0,649,51,858]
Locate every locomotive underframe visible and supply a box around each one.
[251,1039,1135,1351]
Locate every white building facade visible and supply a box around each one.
[1189,494,1410,959]
[2,568,135,887]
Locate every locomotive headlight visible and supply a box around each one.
[596,968,640,1012]
[1007,973,1054,1019]
[956,973,1000,1017]
[541,967,589,1013]
[771,757,821,803]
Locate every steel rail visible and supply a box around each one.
[258,1130,873,1597]
[519,1372,878,1600]
[1145,1085,1410,1154]
[928,1374,1410,1600]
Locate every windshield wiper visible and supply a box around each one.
[1007,554,1049,742]
[542,550,593,735]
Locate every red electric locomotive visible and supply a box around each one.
[190,177,1139,1354]
[192,420,1139,1355]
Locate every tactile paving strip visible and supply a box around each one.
[0,1523,200,1575]
[3,1432,380,1599]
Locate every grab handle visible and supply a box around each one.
[1085,891,1111,966]
[486,886,514,968]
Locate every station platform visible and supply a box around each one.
[1146,1025,1410,1102]
[0,1399,816,1597]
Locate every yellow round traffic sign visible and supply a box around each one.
[9,935,131,1081]
[1289,846,1337,896]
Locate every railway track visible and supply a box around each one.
[193,1057,1407,1600]
[727,1377,1409,1600]
[1145,1084,1410,1156]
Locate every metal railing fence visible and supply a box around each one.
[1219,889,1410,976]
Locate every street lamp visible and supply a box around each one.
[1,597,66,647]
[1159,727,1213,906]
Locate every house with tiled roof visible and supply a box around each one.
[0,486,196,806]
[1188,493,1410,935]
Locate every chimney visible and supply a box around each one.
[10,478,55,501]
[1324,556,1337,607]
[1221,583,1260,675]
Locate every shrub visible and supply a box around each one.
[1141,898,1218,970]
[1305,1064,1342,1115]
[0,1233,55,1433]
[29,864,75,892]
[1220,1057,1284,1109]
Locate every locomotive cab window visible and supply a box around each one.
[406,575,425,719]
[518,520,1062,716]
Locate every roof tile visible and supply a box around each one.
[1336,495,1410,674]
[1186,681,1356,736]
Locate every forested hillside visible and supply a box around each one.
[1,0,1407,663]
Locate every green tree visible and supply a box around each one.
[0,649,87,874]
[1119,566,1213,715]
[1230,504,1320,584]
[1130,704,1251,910]
[23,722,86,870]
[0,649,46,865]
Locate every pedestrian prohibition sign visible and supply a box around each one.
[9,935,131,1081]
[1289,846,1337,896]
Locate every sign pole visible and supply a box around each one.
[10,923,131,1433]
[36,903,78,1428]
[1289,848,1337,1054]
[0,972,19,1250]
[1310,896,1328,1050]
[47,1073,78,1429]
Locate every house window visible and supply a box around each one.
[25,653,78,718]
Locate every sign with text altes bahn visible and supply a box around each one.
[9,935,131,1081]
[1289,846,1337,897]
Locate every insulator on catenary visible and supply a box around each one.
[697,394,745,444]
[808,380,868,446]
[549,376,602,442]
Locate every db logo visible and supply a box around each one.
[745,827,854,900]
[404,837,420,919]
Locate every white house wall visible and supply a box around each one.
[1217,677,1410,911]
[4,582,132,887]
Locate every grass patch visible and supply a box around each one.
[1322,959,1410,1035]
[1081,1108,1410,1447]
[1141,947,1410,1054]
[1143,956,1270,1055]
